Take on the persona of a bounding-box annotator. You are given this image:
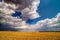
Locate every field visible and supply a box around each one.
[0,32,60,40]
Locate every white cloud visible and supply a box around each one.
[34,12,60,31]
[0,0,40,31]
[13,13,60,31]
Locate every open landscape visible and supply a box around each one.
[0,32,60,40]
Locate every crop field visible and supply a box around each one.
[0,32,60,40]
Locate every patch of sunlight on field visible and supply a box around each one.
[0,32,60,40]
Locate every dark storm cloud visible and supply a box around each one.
[4,0,22,4]
[0,22,18,31]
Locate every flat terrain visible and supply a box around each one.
[0,32,60,40]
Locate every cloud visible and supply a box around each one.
[0,22,18,31]
[33,12,60,31]
[0,0,60,31]
[14,13,60,31]
[0,0,40,31]
[10,13,60,31]
[4,0,40,19]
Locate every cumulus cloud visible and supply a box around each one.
[34,12,60,31]
[14,13,60,31]
[0,0,60,31]
[0,0,40,31]
[4,0,40,19]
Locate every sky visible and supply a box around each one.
[38,0,60,19]
[0,0,60,31]
[28,0,60,24]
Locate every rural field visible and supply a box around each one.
[0,32,60,40]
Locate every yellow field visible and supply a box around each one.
[0,32,60,40]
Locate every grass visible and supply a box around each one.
[0,32,60,40]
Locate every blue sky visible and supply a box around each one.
[38,0,60,19]
[26,0,60,24]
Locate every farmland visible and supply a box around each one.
[0,32,60,40]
